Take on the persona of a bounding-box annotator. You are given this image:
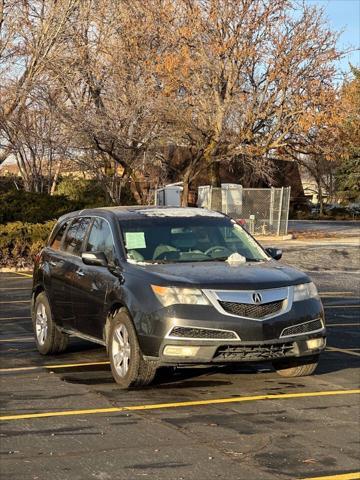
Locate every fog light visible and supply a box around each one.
[163,345,200,357]
[306,338,324,350]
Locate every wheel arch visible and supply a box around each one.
[104,301,129,345]
[31,284,45,314]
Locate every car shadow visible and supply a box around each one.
[56,350,358,388]
[151,364,263,389]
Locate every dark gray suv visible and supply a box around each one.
[32,207,326,388]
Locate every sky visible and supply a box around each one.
[306,0,360,73]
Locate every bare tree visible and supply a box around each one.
[0,0,79,164]
[42,0,167,203]
[4,94,69,193]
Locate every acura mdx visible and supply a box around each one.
[32,207,326,388]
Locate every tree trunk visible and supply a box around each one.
[329,169,334,203]
[317,179,324,216]
[16,154,31,192]
[49,162,62,195]
[181,159,198,207]
[209,161,221,187]
[181,179,189,207]
[0,146,12,165]
[129,176,146,205]
[203,137,221,188]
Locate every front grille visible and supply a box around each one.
[214,342,294,361]
[168,326,238,340]
[219,300,283,319]
[280,319,324,338]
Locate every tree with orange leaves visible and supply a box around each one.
[335,67,360,203]
[147,0,344,203]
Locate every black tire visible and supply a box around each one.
[108,308,158,388]
[272,354,319,377]
[32,292,69,355]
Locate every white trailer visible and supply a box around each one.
[155,184,183,206]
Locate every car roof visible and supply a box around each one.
[58,206,226,223]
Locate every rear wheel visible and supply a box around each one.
[32,292,69,355]
[272,354,319,377]
[108,308,158,388]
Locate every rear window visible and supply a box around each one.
[63,217,91,256]
[50,221,68,250]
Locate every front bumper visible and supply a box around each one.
[135,297,326,365]
[158,335,326,365]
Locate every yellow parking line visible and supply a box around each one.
[321,294,356,298]
[303,472,360,480]
[0,337,34,343]
[0,300,30,304]
[320,292,354,295]
[0,366,45,372]
[326,347,360,357]
[0,366,46,372]
[0,316,31,320]
[1,389,359,422]
[14,272,33,278]
[33,360,109,369]
[0,276,32,280]
[0,360,110,372]
[0,287,30,290]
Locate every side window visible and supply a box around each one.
[50,221,68,251]
[63,217,91,256]
[86,218,115,264]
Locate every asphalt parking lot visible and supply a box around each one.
[0,245,359,480]
[288,221,360,236]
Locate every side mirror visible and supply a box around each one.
[265,247,282,260]
[82,251,108,267]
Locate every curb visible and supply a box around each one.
[254,234,293,241]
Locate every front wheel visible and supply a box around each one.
[108,309,158,388]
[32,292,69,355]
[272,354,319,377]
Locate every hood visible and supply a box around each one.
[125,260,310,290]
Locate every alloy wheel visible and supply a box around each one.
[35,302,48,345]
[112,324,131,377]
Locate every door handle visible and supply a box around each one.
[76,269,85,277]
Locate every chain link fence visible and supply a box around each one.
[197,185,291,236]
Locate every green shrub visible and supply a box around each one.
[0,221,56,267]
[335,155,360,203]
[0,176,24,193]
[56,175,136,206]
[55,176,108,205]
[0,190,82,224]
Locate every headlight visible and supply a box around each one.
[151,285,210,307]
[293,282,319,302]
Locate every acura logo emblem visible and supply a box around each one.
[252,292,262,304]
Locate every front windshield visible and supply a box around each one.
[120,215,269,264]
